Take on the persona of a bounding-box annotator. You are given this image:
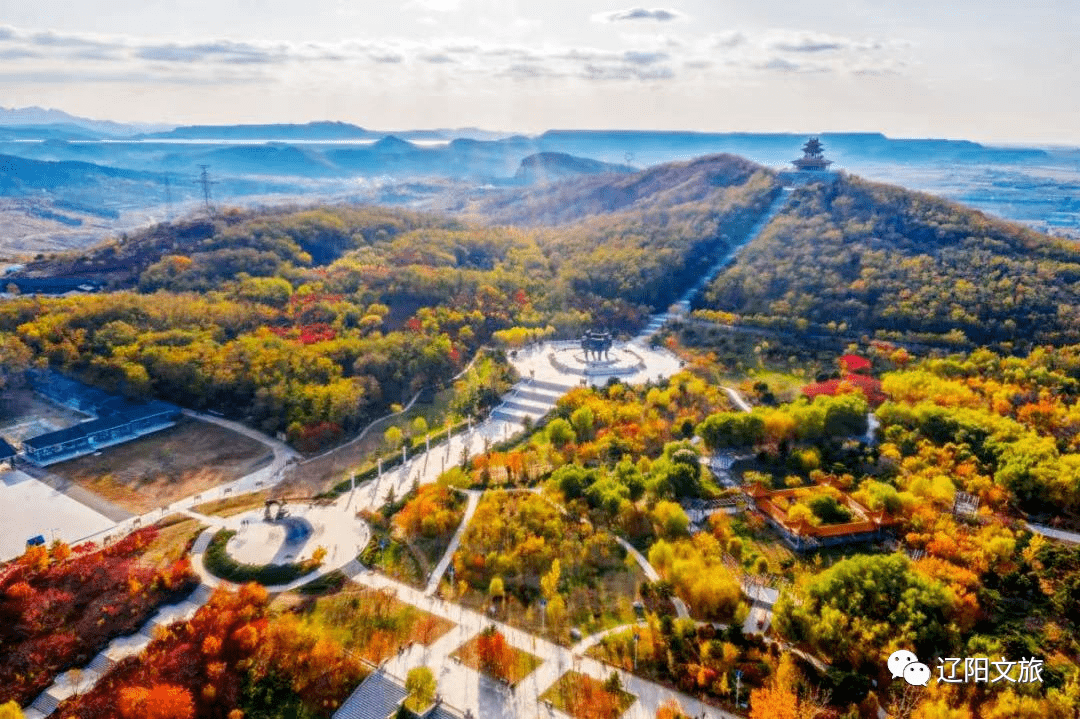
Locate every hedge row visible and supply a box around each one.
[203,529,316,586]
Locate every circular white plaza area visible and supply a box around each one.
[512,339,684,389]
[223,502,370,568]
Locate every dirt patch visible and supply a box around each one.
[49,416,271,514]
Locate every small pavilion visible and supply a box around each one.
[793,137,833,171]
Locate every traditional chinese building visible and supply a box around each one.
[793,137,833,171]
[745,482,899,552]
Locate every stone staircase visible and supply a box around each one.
[489,378,575,425]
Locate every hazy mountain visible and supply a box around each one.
[0,154,160,194]
[0,106,168,136]
[470,153,767,225]
[513,152,635,184]
[139,121,377,141]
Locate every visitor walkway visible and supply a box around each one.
[614,536,689,619]
[425,489,481,595]
[344,565,739,719]
[1027,522,1080,545]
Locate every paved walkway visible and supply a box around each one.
[1027,522,1080,544]
[345,566,739,719]
[24,583,213,719]
[425,490,481,595]
[670,186,795,317]
[614,536,689,619]
[569,621,648,656]
[722,386,753,413]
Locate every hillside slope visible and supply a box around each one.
[700,174,1080,347]
[466,153,767,226]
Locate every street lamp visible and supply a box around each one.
[633,631,640,671]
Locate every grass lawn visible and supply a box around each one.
[139,514,207,568]
[191,489,270,517]
[540,671,636,719]
[273,582,454,664]
[451,630,542,686]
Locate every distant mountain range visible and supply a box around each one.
[0,106,171,136]
[0,109,1077,255]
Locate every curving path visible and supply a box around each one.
[722,386,753,413]
[614,536,690,619]
[1027,522,1080,545]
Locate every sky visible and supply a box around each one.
[0,0,1076,144]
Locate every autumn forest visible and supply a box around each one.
[4,152,1080,719]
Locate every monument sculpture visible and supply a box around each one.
[580,330,613,361]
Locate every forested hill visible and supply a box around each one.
[700,174,1080,348]
[466,153,768,226]
[0,157,779,450]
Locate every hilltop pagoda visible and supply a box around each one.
[793,137,833,171]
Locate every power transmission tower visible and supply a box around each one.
[194,165,218,217]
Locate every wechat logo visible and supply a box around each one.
[888,650,931,687]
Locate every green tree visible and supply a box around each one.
[404,667,437,712]
[773,553,956,671]
[570,406,595,441]
[384,426,404,450]
[547,418,576,447]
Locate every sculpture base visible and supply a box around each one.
[549,345,646,377]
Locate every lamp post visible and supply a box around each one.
[633,630,640,671]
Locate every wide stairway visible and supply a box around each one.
[489,377,575,424]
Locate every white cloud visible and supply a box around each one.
[0,22,910,93]
[763,30,885,54]
[406,0,462,12]
[593,8,684,23]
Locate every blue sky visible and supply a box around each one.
[0,0,1076,143]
